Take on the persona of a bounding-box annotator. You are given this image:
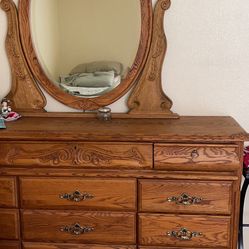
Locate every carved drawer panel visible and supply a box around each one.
[0,142,152,169]
[22,210,136,244]
[0,177,17,208]
[0,241,20,249]
[0,209,19,240]
[22,242,136,249]
[154,144,239,171]
[139,179,233,214]
[139,214,230,248]
[20,177,136,211]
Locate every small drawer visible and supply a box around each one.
[0,209,19,240]
[22,210,136,244]
[23,242,136,249]
[0,177,17,208]
[139,180,233,214]
[154,144,239,171]
[0,241,20,249]
[139,214,230,248]
[20,177,136,211]
[0,142,152,169]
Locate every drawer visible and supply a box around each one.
[0,142,152,169]
[154,144,239,171]
[20,177,136,211]
[0,177,17,207]
[0,209,19,240]
[139,180,233,214]
[139,214,230,248]
[23,243,136,249]
[0,241,20,249]
[22,210,136,244]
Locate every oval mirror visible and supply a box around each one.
[19,0,152,110]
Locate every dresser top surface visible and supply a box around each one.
[0,116,247,142]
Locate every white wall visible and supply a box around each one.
[0,1,249,246]
[31,0,60,81]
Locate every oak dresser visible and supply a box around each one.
[0,116,247,249]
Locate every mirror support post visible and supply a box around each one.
[128,0,178,118]
[0,0,46,113]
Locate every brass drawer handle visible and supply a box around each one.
[191,149,199,159]
[59,190,94,202]
[167,227,202,241]
[60,223,94,235]
[167,193,202,205]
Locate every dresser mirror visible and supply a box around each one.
[1,0,177,117]
[30,0,141,99]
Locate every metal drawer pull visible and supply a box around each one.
[167,227,202,240]
[60,223,94,235]
[191,149,199,159]
[59,190,94,202]
[167,193,202,205]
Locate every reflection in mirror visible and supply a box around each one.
[31,0,141,98]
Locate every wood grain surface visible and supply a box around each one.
[0,209,19,240]
[139,214,231,248]
[20,177,136,211]
[22,210,135,244]
[0,177,17,208]
[22,243,135,249]
[0,241,20,249]
[155,143,240,171]
[0,142,152,169]
[139,179,233,214]
[0,116,246,142]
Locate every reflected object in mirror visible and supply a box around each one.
[30,0,141,99]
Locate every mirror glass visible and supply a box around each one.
[30,0,141,98]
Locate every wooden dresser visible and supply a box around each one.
[0,116,247,249]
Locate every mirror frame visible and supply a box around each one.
[18,0,153,110]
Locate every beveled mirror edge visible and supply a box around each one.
[18,0,153,111]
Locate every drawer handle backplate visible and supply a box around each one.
[59,190,94,202]
[60,223,94,235]
[167,193,202,205]
[167,227,202,240]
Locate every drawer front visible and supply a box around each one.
[20,178,136,211]
[139,214,230,248]
[139,180,233,214]
[0,209,19,240]
[0,177,17,207]
[0,142,152,169]
[154,144,239,171]
[22,210,135,244]
[0,241,20,249]
[23,243,136,249]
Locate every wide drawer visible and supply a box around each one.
[22,210,136,244]
[139,214,230,248]
[23,243,136,249]
[139,180,233,214]
[20,177,136,211]
[0,241,20,249]
[154,144,239,171]
[0,177,17,208]
[0,209,19,240]
[0,142,152,169]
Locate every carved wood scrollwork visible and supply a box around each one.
[128,0,178,118]
[6,144,146,167]
[0,0,46,112]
